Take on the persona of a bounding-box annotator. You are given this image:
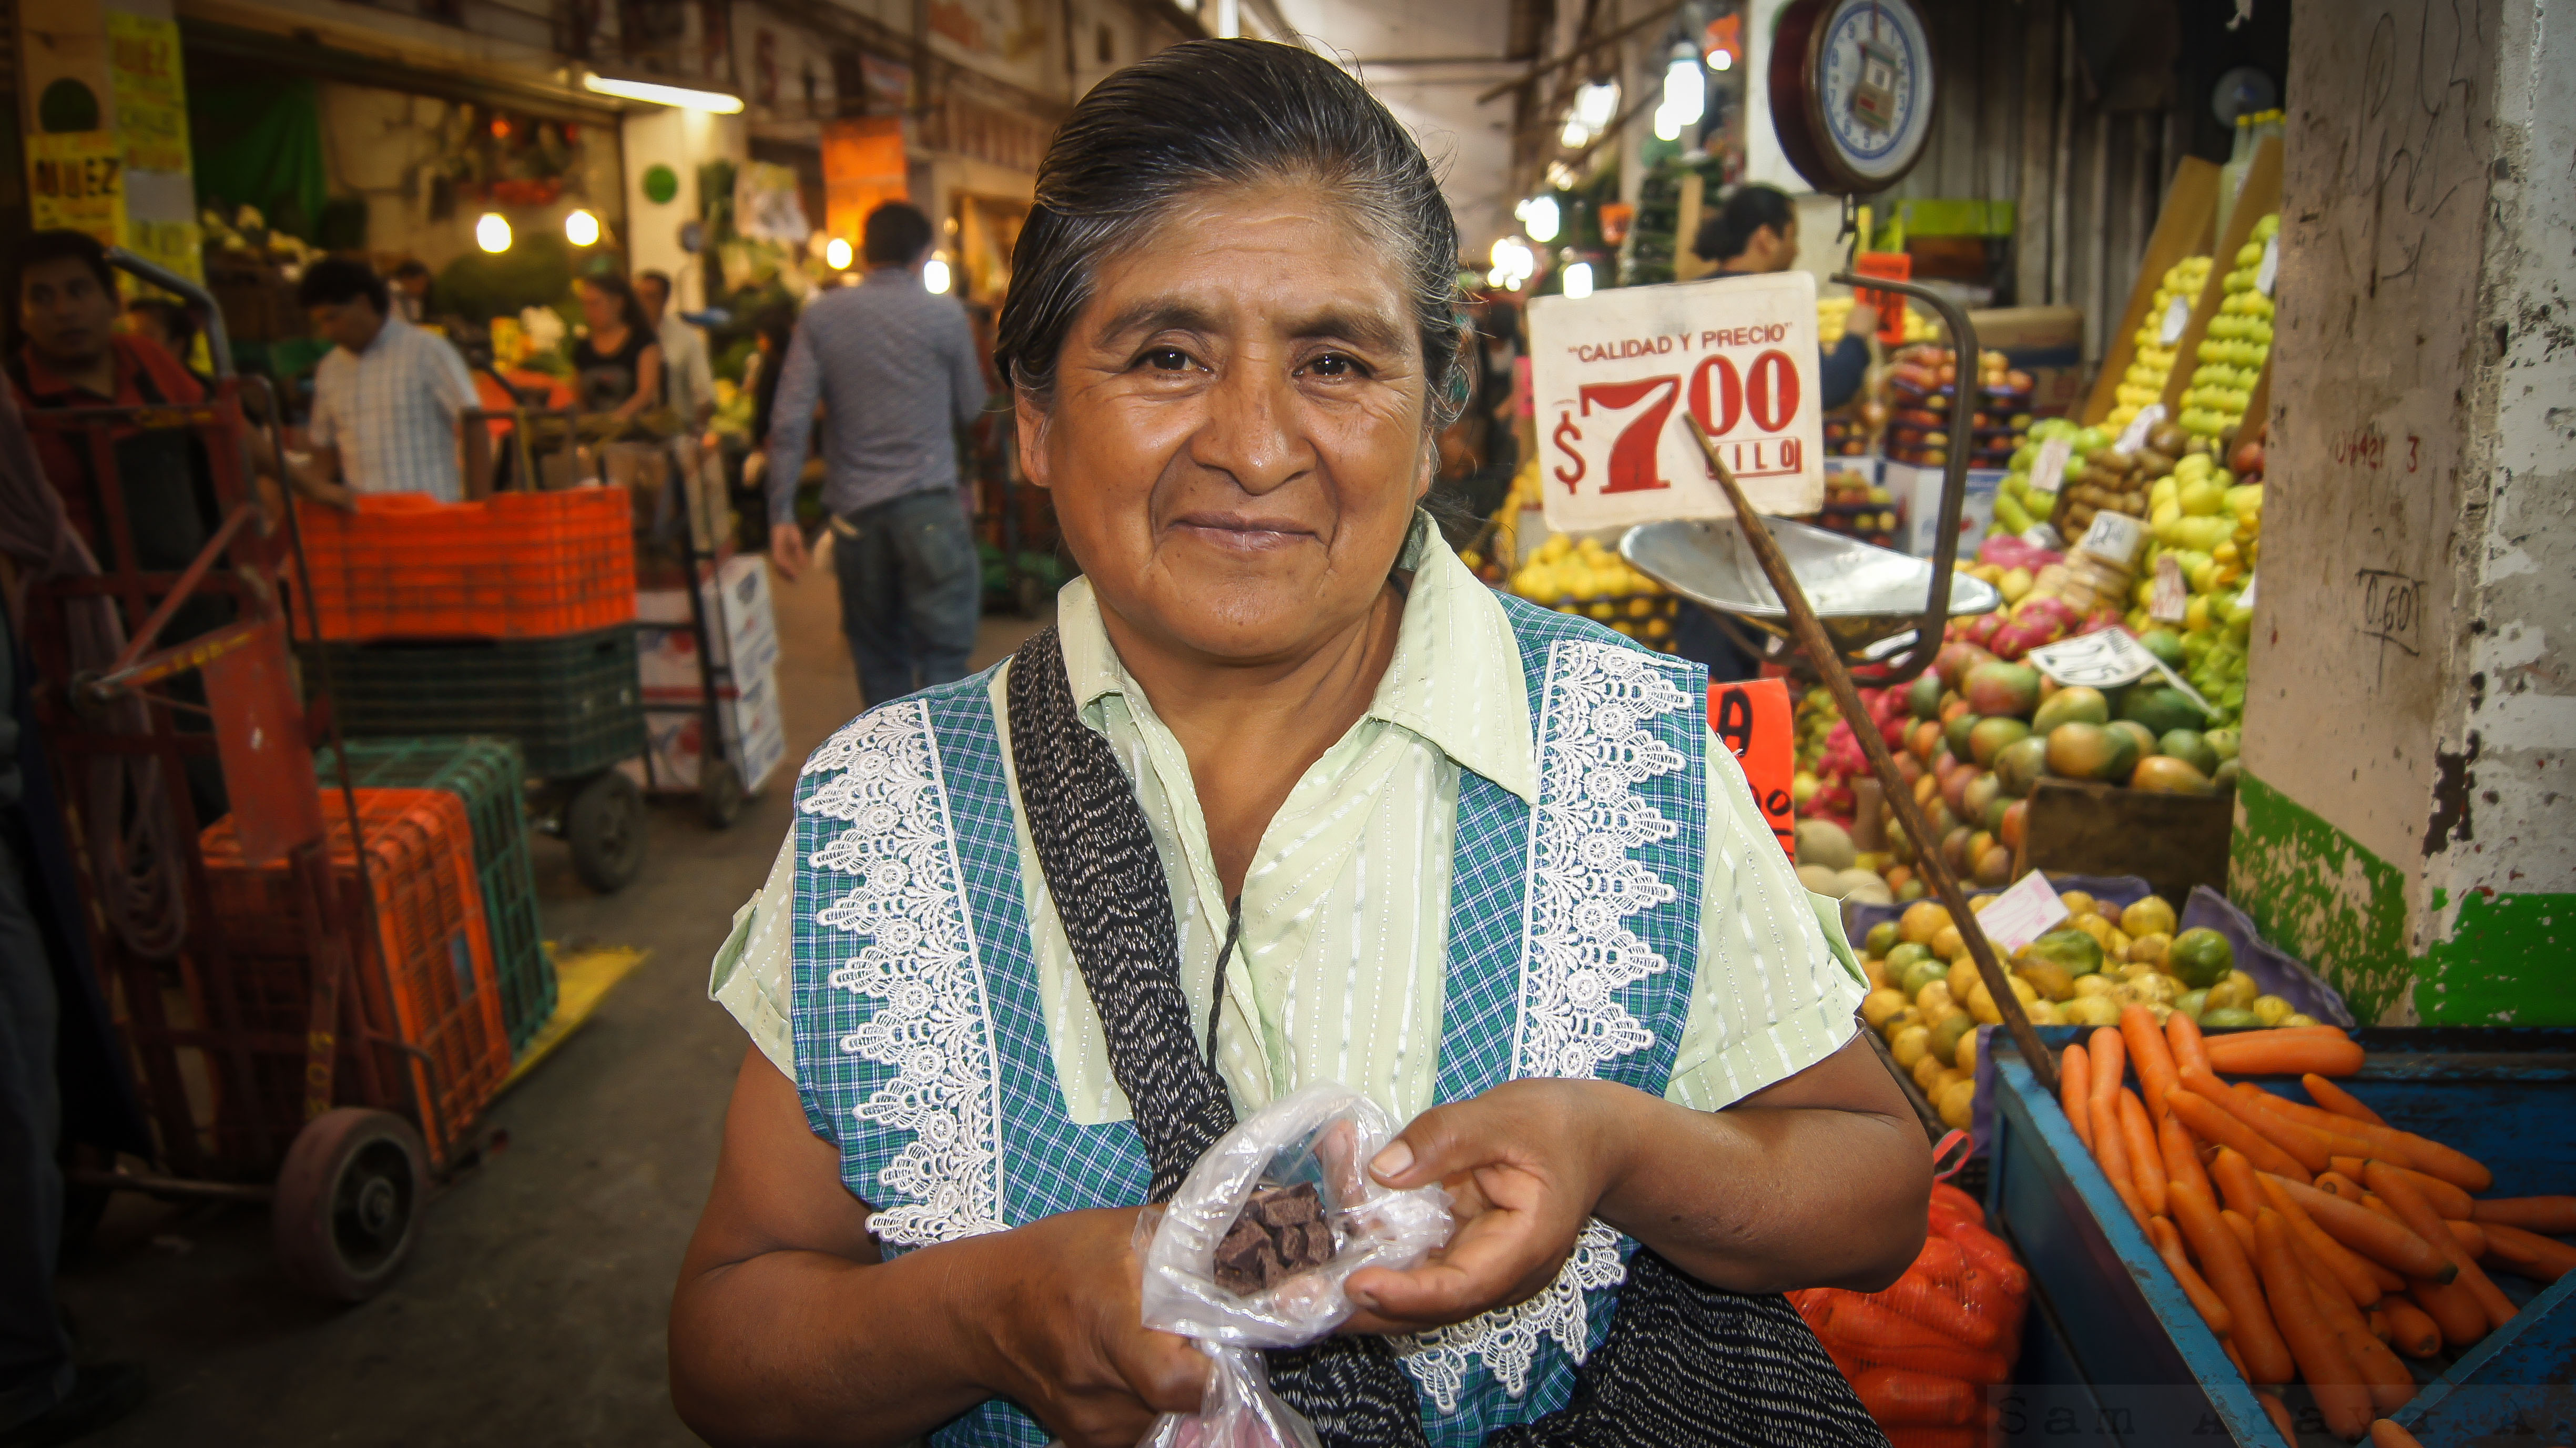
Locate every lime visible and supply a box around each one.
[2200,1007,2261,1030]
[1865,922,1900,958]
[2167,927,2236,989]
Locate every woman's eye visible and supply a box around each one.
[1141,347,1194,371]
[1305,352,1362,378]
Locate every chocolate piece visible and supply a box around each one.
[1212,1182,1338,1294]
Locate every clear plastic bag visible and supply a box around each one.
[1133,1081,1453,1447]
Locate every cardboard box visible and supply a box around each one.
[1884,461,2004,558]
[627,663,786,794]
[636,553,778,682]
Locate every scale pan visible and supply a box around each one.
[1620,517,2002,652]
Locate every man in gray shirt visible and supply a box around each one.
[766,202,989,707]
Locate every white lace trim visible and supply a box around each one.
[800,704,1009,1247]
[1398,640,1693,1404]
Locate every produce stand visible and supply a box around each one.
[2019,778,2234,907]
[2081,159,2224,428]
[1987,1028,2576,1446]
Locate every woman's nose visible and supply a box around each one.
[1193,366,1314,496]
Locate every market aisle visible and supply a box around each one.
[54,553,1050,1445]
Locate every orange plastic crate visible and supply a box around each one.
[200,787,512,1168]
[297,489,636,641]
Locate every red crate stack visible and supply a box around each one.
[200,787,512,1168]
[298,489,635,641]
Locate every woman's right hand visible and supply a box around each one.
[974,1206,1211,1447]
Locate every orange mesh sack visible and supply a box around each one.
[1794,1181,2029,1445]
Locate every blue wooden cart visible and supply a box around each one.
[1984,1026,2575,1446]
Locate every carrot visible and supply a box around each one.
[2318,1170,2368,1204]
[2171,1179,2295,1383]
[2117,1089,2167,1217]
[1852,1366,1979,1427]
[2225,1336,2250,1381]
[2209,1147,2267,1218]
[2289,1228,2416,1413]
[2089,1090,2149,1225]
[2304,1073,2387,1127]
[2370,1420,2426,1448]
[2254,1208,2375,1439]
[2198,1078,2360,1173]
[2223,1207,2259,1255]
[2202,1029,2366,1077]
[2265,1174,2456,1281]
[2369,1159,2517,1333]
[2061,1042,2093,1149]
[2470,1196,2576,1234]
[2148,1215,2236,1336]
[2259,1171,2387,1307]
[2481,1221,2576,1284]
[1808,1294,2013,1380]
[2167,1085,2312,1182]
[2167,1007,2212,1076]
[2088,1026,2125,1111]
[2121,1005,2181,1128]
[2367,1306,2391,1342]
[2330,1158,2473,1220]
[2161,1112,2214,1207]
[2379,1297,2442,1358]
[2406,1274,2488,1350]
[2234,1090,2494,1194]
[2445,1219,2487,1259]
[2256,1391,2295,1445]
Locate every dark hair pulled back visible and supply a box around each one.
[994,38,1469,431]
[1693,183,1797,266]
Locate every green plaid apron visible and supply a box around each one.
[792,598,1707,1446]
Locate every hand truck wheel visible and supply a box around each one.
[566,769,647,893]
[698,757,746,831]
[272,1108,428,1303]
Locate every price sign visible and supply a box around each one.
[1852,250,1912,347]
[2150,553,2188,622]
[1977,870,2070,955]
[1708,677,1795,859]
[2117,403,2166,454]
[2257,237,2279,298]
[2160,295,2191,345]
[2076,511,2147,570]
[2026,436,2074,499]
[1530,270,1824,533]
[27,132,124,244]
[2028,627,2216,719]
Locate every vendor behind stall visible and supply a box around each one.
[572,274,663,426]
[1694,184,1876,413]
[296,259,478,505]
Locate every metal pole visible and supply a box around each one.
[1684,416,2060,1097]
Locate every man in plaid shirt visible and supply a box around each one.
[296,260,476,505]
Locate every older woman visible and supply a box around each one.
[671,39,1927,1448]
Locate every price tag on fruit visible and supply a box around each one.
[1976,869,2070,956]
[1529,270,1825,532]
[2117,403,2166,454]
[2257,237,2279,298]
[2076,511,2147,570]
[2028,627,2218,718]
[2026,436,2074,499]
[2150,553,2188,622]
[1708,678,1794,859]
[2160,295,2192,345]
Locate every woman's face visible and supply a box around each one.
[1021,183,1433,667]
[578,283,621,333]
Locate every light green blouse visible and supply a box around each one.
[712,521,1865,1126]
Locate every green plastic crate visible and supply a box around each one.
[318,736,555,1052]
[304,626,644,779]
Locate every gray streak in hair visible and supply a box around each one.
[994,39,1470,433]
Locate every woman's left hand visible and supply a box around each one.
[1337,1078,1634,1335]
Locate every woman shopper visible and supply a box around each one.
[570,272,663,424]
[670,38,1925,1448]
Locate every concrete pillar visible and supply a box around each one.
[621,106,747,313]
[2232,0,2574,1025]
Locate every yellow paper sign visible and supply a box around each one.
[28,131,125,242]
[107,13,192,174]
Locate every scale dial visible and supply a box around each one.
[1770,0,1938,195]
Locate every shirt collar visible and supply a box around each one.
[1055,510,1538,804]
[352,316,410,359]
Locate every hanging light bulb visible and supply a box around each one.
[1707,47,1734,71]
[1521,195,1561,243]
[1560,115,1590,149]
[923,256,953,294]
[1663,46,1705,127]
[1574,81,1620,131]
[825,237,853,270]
[1563,262,1594,299]
[564,208,600,246]
[1654,103,1683,141]
[475,212,512,254]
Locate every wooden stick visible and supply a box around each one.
[1683,415,2059,1096]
